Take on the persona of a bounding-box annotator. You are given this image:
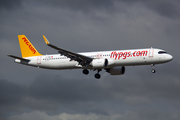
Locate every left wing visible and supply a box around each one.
[43,35,92,66]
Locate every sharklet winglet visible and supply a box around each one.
[43,35,50,45]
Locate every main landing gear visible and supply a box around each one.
[83,69,89,75]
[151,64,156,73]
[82,69,101,79]
[94,69,101,79]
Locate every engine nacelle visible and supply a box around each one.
[90,59,115,68]
[106,66,125,75]
[91,59,107,68]
[107,59,115,67]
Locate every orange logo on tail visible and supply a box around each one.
[22,37,37,54]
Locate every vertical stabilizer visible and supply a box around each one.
[18,35,42,58]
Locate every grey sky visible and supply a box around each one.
[0,0,180,120]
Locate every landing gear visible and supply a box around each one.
[83,69,89,75]
[94,69,101,79]
[83,69,101,79]
[151,64,156,73]
[151,69,156,73]
[94,73,101,79]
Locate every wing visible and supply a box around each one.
[43,35,92,66]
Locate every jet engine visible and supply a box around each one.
[91,59,115,68]
[106,66,125,75]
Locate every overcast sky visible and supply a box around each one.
[0,0,180,120]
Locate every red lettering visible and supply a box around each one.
[114,52,118,60]
[127,52,131,57]
[23,37,29,46]
[33,50,36,54]
[22,37,37,54]
[136,51,140,56]
[118,52,123,59]
[22,37,26,41]
[133,51,136,57]
[123,52,127,59]
[110,50,148,60]
[111,51,115,58]
[141,51,148,56]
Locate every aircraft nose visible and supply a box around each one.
[167,54,173,61]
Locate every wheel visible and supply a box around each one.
[151,69,156,73]
[94,73,101,79]
[83,69,89,75]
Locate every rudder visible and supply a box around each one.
[18,35,42,58]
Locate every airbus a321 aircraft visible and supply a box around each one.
[8,35,173,79]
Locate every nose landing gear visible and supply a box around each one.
[151,64,156,73]
[151,69,156,73]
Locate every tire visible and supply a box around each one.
[94,73,101,79]
[151,69,156,73]
[83,69,89,75]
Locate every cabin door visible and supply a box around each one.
[37,56,42,64]
[149,49,154,57]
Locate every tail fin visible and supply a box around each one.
[18,35,42,58]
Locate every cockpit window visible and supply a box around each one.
[158,51,167,54]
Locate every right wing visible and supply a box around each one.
[43,35,92,66]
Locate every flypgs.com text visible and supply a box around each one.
[110,50,148,60]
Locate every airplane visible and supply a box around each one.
[8,35,173,79]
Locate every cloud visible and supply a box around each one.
[38,0,114,13]
[1,71,180,119]
[7,110,180,120]
[30,0,180,18]
[141,0,180,18]
[0,80,25,105]
[0,80,25,119]
[0,0,22,10]
[8,111,112,120]
[119,0,180,18]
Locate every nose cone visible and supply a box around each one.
[167,54,173,61]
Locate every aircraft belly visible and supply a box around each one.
[59,61,78,69]
[40,60,79,69]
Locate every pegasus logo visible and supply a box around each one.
[22,37,37,54]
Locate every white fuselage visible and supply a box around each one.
[15,48,173,70]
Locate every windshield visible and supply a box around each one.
[158,51,167,54]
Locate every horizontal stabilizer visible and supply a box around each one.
[8,55,30,62]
